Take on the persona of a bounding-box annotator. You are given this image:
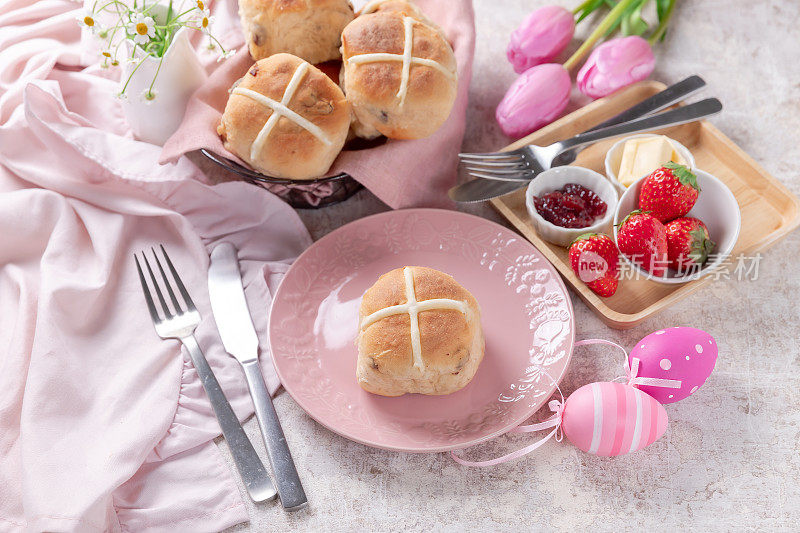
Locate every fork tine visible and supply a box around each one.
[152,247,183,314]
[135,254,161,323]
[459,160,529,169]
[464,166,533,175]
[160,244,197,311]
[142,251,172,319]
[467,170,532,182]
[458,153,524,162]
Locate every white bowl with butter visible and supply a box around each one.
[605,134,695,193]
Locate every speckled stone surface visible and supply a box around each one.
[215,1,800,530]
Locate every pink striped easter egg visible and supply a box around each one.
[561,382,668,456]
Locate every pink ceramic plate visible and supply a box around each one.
[269,209,575,452]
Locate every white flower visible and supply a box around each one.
[77,9,98,32]
[197,9,213,34]
[217,48,236,62]
[127,13,156,45]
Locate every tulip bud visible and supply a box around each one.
[577,36,655,99]
[507,5,575,74]
[496,63,571,138]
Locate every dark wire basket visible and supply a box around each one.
[200,149,363,209]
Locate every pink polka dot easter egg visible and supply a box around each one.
[629,327,718,404]
[561,382,668,456]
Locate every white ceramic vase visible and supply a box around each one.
[120,25,206,145]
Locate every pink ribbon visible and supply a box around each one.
[450,337,681,467]
[450,400,564,467]
[574,339,682,390]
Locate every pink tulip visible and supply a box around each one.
[507,5,575,74]
[496,63,571,138]
[577,36,655,99]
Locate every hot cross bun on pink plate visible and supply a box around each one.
[356,266,484,396]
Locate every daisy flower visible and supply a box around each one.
[77,9,97,32]
[198,9,213,34]
[127,13,156,45]
[217,48,236,62]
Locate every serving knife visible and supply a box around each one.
[449,75,708,203]
[208,242,308,511]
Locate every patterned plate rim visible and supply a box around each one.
[268,208,576,453]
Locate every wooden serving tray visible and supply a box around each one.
[491,80,800,329]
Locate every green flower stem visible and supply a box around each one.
[648,0,676,44]
[184,25,227,52]
[173,7,198,19]
[563,0,639,71]
[119,54,147,95]
[572,0,597,16]
[146,53,165,99]
[94,0,128,14]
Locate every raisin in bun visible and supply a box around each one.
[356,266,484,396]
[239,0,355,64]
[340,11,457,140]
[218,54,350,180]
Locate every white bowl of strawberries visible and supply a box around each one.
[613,163,741,284]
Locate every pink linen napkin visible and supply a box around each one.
[160,0,476,209]
[0,1,312,531]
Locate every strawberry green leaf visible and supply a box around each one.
[664,162,700,191]
[688,228,715,264]
[617,209,650,227]
[571,232,599,245]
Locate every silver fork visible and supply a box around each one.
[451,97,722,203]
[134,245,277,503]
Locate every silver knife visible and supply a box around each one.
[208,242,308,511]
[449,75,708,203]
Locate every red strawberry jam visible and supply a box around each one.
[533,183,607,229]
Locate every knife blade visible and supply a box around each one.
[449,75,708,203]
[208,242,308,511]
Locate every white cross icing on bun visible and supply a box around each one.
[356,266,484,396]
[232,62,334,161]
[218,54,350,180]
[341,10,457,140]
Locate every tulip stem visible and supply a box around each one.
[563,0,640,71]
[648,0,676,44]
[571,0,595,16]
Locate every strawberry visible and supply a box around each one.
[616,210,668,277]
[665,217,715,271]
[638,162,699,223]
[568,233,619,297]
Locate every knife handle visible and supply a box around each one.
[181,335,277,503]
[241,360,308,511]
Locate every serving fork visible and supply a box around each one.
[134,245,277,503]
[451,95,721,203]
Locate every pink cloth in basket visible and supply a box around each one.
[0,0,312,531]
[160,0,476,209]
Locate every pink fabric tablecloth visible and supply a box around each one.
[0,1,313,531]
[160,0,476,209]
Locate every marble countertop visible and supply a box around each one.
[218,0,800,530]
